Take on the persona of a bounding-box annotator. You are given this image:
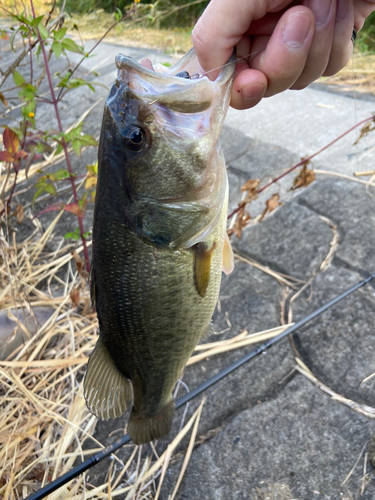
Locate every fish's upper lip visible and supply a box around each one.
[115,48,236,87]
[115,54,193,84]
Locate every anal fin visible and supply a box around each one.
[84,338,132,420]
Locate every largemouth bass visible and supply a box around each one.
[84,48,235,445]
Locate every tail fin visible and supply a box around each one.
[84,337,132,420]
[127,400,175,444]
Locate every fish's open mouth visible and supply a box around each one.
[114,48,235,116]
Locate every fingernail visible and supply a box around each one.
[282,11,312,48]
[241,82,265,101]
[308,0,333,26]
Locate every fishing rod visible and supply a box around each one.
[25,271,375,500]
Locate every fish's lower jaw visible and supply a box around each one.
[127,399,175,445]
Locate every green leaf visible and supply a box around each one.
[64,227,81,240]
[44,183,57,196]
[19,84,37,101]
[53,169,70,180]
[86,162,98,176]
[52,41,62,58]
[54,27,67,41]
[79,190,89,208]
[80,134,98,146]
[69,124,83,138]
[72,139,82,157]
[35,178,48,189]
[54,143,63,156]
[57,71,72,88]
[32,186,45,206]
[21,100,36,120]
[9,29,18,52]
[61,38,84,54]
[11,13,29,26]
[38,23,49,40]
[13,70,25,86]
[36,43,42,61]
[31,15,44,27]
[115,7,122,21]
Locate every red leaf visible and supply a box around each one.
[3,127,19,153]
[64,203,83,217]
[0,151,14,162]
[33,203,64,219]
[14,150,28,160]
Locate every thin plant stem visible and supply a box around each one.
[228,115,375,220]
[29,0,90,271]
[57,7,136,102]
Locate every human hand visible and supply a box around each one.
[192,0,375,109]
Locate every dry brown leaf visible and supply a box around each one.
[260,193,281,222]
[291,165,315,190]
[0,92,8,107]
[241,178,260,194]
[70,288,80,306]
[241,178,260,205]
[233,206,251,238]
[353,119,375,146]
[14,203,24,224]
[71,250,84,275]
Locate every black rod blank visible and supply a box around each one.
[25,272,375,500]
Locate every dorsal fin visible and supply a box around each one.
[84,338,132,420]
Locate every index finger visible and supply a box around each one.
[192,0,291,76]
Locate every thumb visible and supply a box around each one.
[192,0,292,78]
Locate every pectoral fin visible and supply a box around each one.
[222,232,234,275]
[84,338,132,420]
[194,242,216,297]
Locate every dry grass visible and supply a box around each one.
[0,211,292,499]
[64,10,192,54]
[321,51,375,96]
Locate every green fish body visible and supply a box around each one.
[84,48,235,444]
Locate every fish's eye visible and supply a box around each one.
[124,125,147,152]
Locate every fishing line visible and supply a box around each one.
[352,44,361,174]
[187,49,263,79]
[25,271,375,500]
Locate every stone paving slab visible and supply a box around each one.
[296,178,375,274]
[162,375,375,500]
